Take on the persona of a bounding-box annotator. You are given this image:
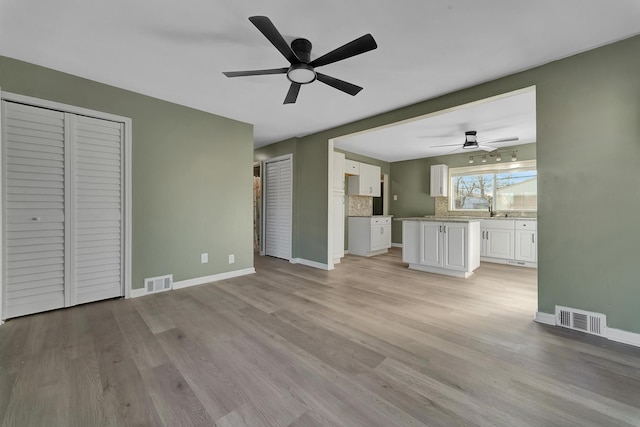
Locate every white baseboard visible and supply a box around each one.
[607,328,640,347]
[391,243,403,248]
[130,287,147,299]
[173,268,256,290]
[533,311,556,325]
[290,258,332,271]
[534,311,640,348]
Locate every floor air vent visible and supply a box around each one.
[555,306,606,337]
[144,274,173,295]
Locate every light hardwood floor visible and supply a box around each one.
[1,248,640,426]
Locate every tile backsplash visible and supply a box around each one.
[348,196,373,216]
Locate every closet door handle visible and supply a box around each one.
[32,217,41,221]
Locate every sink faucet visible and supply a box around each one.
[488,204,495,217]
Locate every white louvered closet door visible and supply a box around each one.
[2,101,125,318]
[3,102,67,318]
[71,115,123,305]
[264,157,292,260]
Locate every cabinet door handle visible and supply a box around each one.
[486,231,489,240]
[438,225,442,232]
[482,231,485,239]
[532,234,535,244]
[443,225,447,233]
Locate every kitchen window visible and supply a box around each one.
[449,160,537,212]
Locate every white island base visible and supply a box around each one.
[401,219,480,278]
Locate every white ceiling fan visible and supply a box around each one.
[432,131,519,152]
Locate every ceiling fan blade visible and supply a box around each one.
[284,83,301,104]
[316,73,363,96]
[249,16,300,64]
[480,136,519,144]
[309,34,377,68]
[223,67,288,77]
[431,143,464,148]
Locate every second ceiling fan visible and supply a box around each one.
[432,131,519,152]
[223,16,377,104]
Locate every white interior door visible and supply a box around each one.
[264,156,292,260]
[2,102,67,318]
[2,100,125,319]
[72,115,124,305]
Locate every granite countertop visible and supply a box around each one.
[348,215,393,218]
[395,215,537,223]
[395,217,480,223]
[432,216,537,221]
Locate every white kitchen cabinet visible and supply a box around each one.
[332,193,345,262]
[348,216,391,256]
[515,221,537,263]
[344,159,360,175]
[348,162,381,197]
[370,217,392,251]
[430,164,449,197]
[480,220,515,260]
[479,219,537,267]
[403,220,480,278]
[333,151,345,192]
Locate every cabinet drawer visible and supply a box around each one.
[372,217,391,225]
[480,219,514,230]
[515,220,537,231]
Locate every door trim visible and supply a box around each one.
[0,91,132,321]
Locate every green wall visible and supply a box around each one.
[0,56,254,290]
[389,143,537,243]
[262,34,640,333]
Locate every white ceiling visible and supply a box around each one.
[335,87,536,162]
[1,1,639,149]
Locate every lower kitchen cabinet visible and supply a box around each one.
[348,216,391,256]
[402,220,480,278]
[480,220,515,260]
[515,220,537,263]
[480,219,537,267]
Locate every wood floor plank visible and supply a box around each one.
[2,248,640,426]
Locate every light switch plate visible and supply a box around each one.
[228,254,235,264]
[393,195,398,201]
[201,253,208,263]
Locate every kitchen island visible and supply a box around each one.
[397,217,480,278]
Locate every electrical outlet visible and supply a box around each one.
[394,195,398,201]
[228,254,235,264]
[201,253,208,263]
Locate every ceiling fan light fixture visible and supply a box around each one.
[287,63,316,84]
[463,131,479,149]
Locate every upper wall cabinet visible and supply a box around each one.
[430,164,449,197]
[344,159,360,175]
[348,163,381,197]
